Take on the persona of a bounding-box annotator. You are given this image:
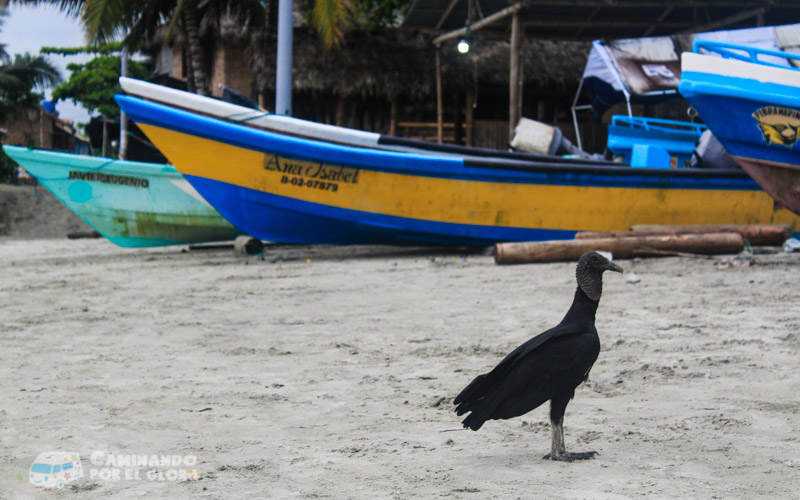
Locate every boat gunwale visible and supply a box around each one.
[115,94,755,187]
[3,145,181,180]
[120,77,619,168]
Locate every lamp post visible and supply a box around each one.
[276,0,293,116]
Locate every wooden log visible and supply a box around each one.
[576,224,789,246]
[495,233,744,265]
[234,235,264,255]
[67,230,101,239]
[628,224,790,246]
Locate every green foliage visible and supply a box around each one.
[353,0,412,28]
[0,53,62,120]
[312,0,352,49]
[51,55,149,117]
[40,41,124,55]
[0,146,17,183]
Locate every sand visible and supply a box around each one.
[0,184,92,239]
[1,188,799,498]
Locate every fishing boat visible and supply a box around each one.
[120,76,600,161]
[114,94,800,246]
[680,40,800,216]
[2,146,241,247]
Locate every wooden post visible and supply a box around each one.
[336,98,345,127]
[465,86,475,147]
[389,98,398,136]
[39,108,44,147]
[102,118,109,158]
[454,87,463,145]
[436,46,444,144]
[509,10,522,141]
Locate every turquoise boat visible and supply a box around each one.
[3,146,242,247]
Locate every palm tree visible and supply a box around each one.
[0,53,62,119]
[9,0,268,95]
[10,0,357,93]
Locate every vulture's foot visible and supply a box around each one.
[543,450,598,462]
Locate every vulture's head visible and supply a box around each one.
[576,251,623,301]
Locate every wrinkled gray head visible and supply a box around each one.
[576,251,624,301]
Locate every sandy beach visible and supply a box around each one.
[1,185,799,499]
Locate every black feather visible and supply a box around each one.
[454,252,621,434]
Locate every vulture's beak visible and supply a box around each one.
[606,261,624,274]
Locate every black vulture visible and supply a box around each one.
[454,251,622,461]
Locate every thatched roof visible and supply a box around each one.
[249,28,436,101]
[144,19,590,102]
[250,28,589,100]
[440,37,589,91]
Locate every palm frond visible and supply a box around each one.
[4,53,62,90]
[312,0,353,50]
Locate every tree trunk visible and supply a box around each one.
[183,2,208,96]
[183,42,196,93]
[102,118,109,158]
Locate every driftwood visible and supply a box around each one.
[234,235,264,255]
[575,224,790,246]
[67,230,101,239]
[495,233,745,265]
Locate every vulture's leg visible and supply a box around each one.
[543,393,597,462]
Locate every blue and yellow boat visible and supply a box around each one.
[115,95,800,246]
[3,146,241,247]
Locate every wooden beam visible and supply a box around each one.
[524,19,686,29]
[503,0,777,6]
[435,0,462,30]
[681,6,768,33]
[574,5,603,37]
[433,1,526,45]
[645,6,674,36]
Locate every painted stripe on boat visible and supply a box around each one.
[136,123,795,232]
[682,52,800,88]
[116,95,758,191]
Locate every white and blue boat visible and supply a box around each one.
[3,146,242,247]
[680,40,800,216]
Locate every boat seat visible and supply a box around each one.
[607,115,707,168]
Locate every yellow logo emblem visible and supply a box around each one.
[753,106,800,147]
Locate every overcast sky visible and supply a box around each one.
[4,3,92,125]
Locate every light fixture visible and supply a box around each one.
[458,25,471,54]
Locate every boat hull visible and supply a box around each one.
[680,51,800,215]
[3,146,241,247]
[115,95,800,245]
